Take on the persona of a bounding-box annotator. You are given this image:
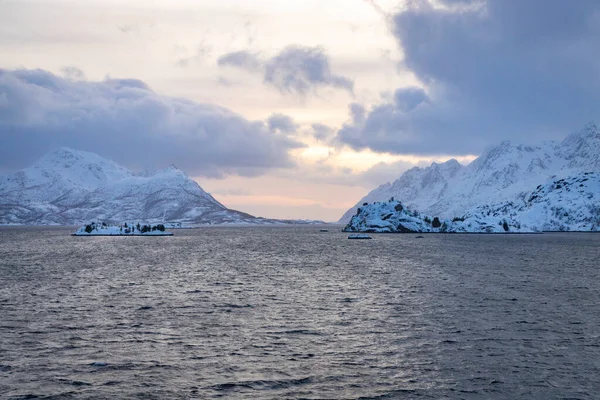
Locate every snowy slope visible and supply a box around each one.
[344,173,600,233]
[0,147,132,204]
[340,123,600,222]
[0,147,293,225]
[462,172,600,232]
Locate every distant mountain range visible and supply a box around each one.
[340,123,600,232]
[0,147,319,226]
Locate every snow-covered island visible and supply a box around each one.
[344,200,472,234]
[73,222,174,236]
[344,172,600,233]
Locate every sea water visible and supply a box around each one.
[1,226,599,399]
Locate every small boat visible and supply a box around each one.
[348,234,372,240]
[319,229,329,232]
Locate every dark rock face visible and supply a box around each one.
[396,224,416,233]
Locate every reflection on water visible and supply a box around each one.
[1,227,599,399]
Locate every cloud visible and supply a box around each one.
[217,45,354,96]
[335,0,600,155]
[274,157,421,190]
[264,46,353,95]
[0,68,303,176]
[393,87,428,112]
[311,123,334,142]
[267,113,297,134]
[175,39,213,68]
[103,77,152,91]
[362,0,388,17]
[209,187,254,196]
[356,160,423,187]
[117,24,138,34]
[60,66,86,82]
[349,103,366,124]
[217,50,262,72]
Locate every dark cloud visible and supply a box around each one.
[393,87,428,112]
[267,113,296,134]
[217,45,353,96]
[335,0,600,155]
[0,68,302,176]
[437,0,485,7]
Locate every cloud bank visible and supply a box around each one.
[336,0,600,155]
[0,68,302,176]
[218,45,354,96]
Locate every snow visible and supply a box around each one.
[344,172,600,233]
[0,147,324,226]
[348,234,372,239]
[0,147,233,225]
[73,222,173,236]
[340,123,600,226]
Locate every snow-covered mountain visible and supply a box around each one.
[461,172,600,232]
[344,172,600,233]
[0,147,287,225]
[340,123,600,223]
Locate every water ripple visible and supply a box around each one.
[1,227,600,399]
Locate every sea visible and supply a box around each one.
[1,226,599,399]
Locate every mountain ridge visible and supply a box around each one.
[343,172,600,233]
[340,123,600,223]
[0,147,314,226]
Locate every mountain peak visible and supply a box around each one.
[582,121,598,134]
[469,140,516,171]
[563,122,600,143]
[41,146,94,161]
[28,147,133,190]
[152,164,187,178]
[559,122,600,169]
[438,158,463,170]
[35,147,114,170]
[340,123,600,223]
[0,147,256,225]
[427,158,463,177]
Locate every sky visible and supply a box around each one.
[1,0,599,221]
